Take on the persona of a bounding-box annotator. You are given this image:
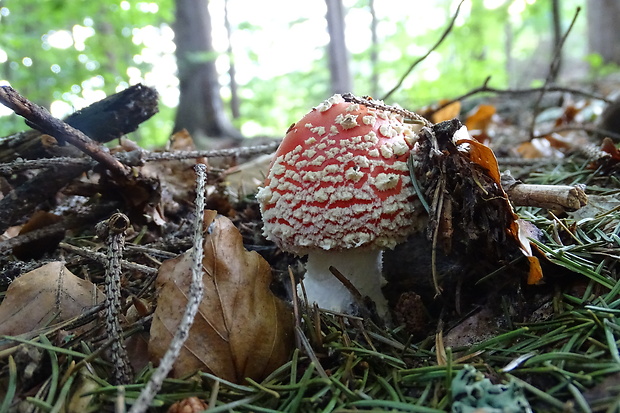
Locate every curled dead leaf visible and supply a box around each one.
[149,212,294,383]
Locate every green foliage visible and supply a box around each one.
[233,61,331,137]
[0,0,593,146]
[0,0,172,144]
[586,53,620,80]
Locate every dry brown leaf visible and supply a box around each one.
[0,262,105,344]
[149,212,294,383]
[431,99,461,123]
[223,153,273,201]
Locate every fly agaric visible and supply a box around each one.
[257,94,425,318]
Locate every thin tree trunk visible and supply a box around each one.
[549,0,562,82]
[173,0,241,142]
[224,0,240,119]
[369,0,379,98]
[325,0,352,94]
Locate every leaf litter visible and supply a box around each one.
[2,82,620,412]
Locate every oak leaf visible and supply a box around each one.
[149,212,294,383]
[0,262,105,346]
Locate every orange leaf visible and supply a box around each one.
[465,104,496,131]
[431,100,461,123]
[149,212,294,383]
[456,136,501,186]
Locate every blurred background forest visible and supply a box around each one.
[0,0,618,148]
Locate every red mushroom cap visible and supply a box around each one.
[257,94,424,255]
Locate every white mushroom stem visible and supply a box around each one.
[299,248,390,318]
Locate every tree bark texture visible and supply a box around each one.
[325,0,352,95]
[224,0,240,119]
[369,0,379,98]
[587,0,620,65]
[173,0,241,142]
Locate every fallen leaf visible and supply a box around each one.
[149,212,294,383]
[465,104,496,131]
[456,134,501,186]
[223,153,273,201]
[0,262,105,346]
[431,99,461,123]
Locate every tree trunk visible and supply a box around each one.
[587,0,620,65]
[369,0,379,98]
[224,0,240,119]
[549,0,562,82]
[173,0,241,142]
[325,0,352,94]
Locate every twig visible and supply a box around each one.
[382,0,464,101]
[0,86,130,176]
[128,164,208,413]
[58,242,158,275]
[533,125,620,142]
[0,142,280,174]
[502,173,587,212]
[96,213,133,384]
[0,157,93,175]
[528,7,581,138]
[342,93,432,127]
[430,76,611,117]
[132,141,281,163]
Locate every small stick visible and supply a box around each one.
[430,76,611,118]
[502,174,587,212]
[0,142,280,174]
[381,0,464,101]
[58,242,158,275]
[128,164,208,413]
[0,86,130,176]
[133,141,281,163]
[96,213,133,384]
[528,7,581,138]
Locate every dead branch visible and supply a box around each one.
[0,84,158,163]
[382,0,464,101]
[0,163,90,234]
[0,86,130,176]
[502,173,587,212]
[430,76,611,118]
[132,141,281,163]
[529,7,582,138]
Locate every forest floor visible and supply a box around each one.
[2,78,620,412]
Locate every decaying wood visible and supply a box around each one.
[0,84,158,162]
[0,164,90,235]
[0,86,130,176]
[502,173,588,212]
[0,85,159,238]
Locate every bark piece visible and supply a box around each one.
[0,84,158,162]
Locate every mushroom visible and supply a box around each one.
[257,94,426,318]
